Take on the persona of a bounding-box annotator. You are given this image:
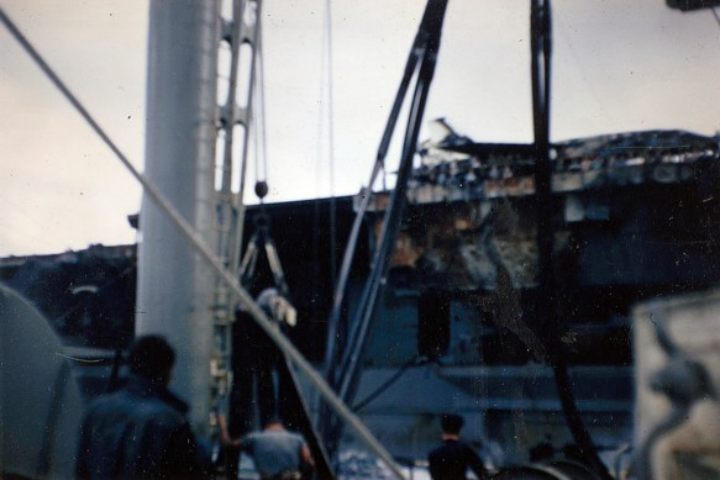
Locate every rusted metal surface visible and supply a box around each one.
[361,129,720,294]
[365,129,719,207]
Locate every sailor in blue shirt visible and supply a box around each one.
[233,416,313,480]
[75,335,209,480]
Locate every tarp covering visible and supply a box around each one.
[1,284,84,479]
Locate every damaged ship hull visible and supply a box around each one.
[3,128,720,471]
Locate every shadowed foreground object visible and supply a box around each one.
[0,284,84,479]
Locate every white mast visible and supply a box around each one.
[136,0,220,435]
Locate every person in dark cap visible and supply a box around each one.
[428,414,489,480]
[76,335,208,479]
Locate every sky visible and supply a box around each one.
[1,0,719,256]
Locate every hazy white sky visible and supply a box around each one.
[1,0,719,256]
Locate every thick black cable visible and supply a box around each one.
[530,2,611,478]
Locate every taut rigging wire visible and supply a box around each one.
[258,47,268,183]
[321,0,338,286]
[253,21,269,201]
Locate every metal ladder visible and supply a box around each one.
[210,0,262,449]
[210,3,335,477]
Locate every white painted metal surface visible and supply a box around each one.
[0,285,84,479]
[136,0,220,436]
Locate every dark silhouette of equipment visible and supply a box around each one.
[417,290,450,360]
[666,0,720,11]
[230,210,335,479]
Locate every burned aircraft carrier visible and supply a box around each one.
[3,126,719,475]
[4,0,720,478]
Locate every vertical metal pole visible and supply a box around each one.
[136,0,220,436]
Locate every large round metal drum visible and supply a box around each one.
[1,285,84,479]
[492,460,601,479]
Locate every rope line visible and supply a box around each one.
[352,356,426,412]
[323,0,338,288]
[253,21,269,186]
[253,68,261,186]
[324,0,336,199]
[0,8,405,479]
[258,25,268,182]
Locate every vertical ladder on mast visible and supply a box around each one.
[210,2,336,477]
[211,0,261,453]
[238,213,335,479]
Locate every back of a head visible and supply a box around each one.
[128,335,175,383]
[263,415,284,429]
[441,414,464,435]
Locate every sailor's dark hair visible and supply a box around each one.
[264,415,284,427]
[128,335,175,381]
[441,414,464,434]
